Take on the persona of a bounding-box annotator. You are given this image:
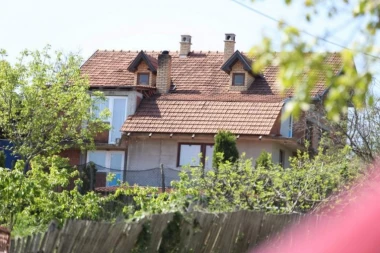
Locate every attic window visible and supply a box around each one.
[138,73,149,85]
[232,73,245,86]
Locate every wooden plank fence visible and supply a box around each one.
[0,226,10,253]
[10,210,307,253]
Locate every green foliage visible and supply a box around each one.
[0,142,362,236]
[212,130,239,169]
[0,156,106,235]
[254,151,273,169]
[110,141,362,220]
[0,47,109,170]
[159,212,182,253]
[249,0,379,121]
[172,141,362,214]
[0,150,5,168]
[131,221,152,253]
[79,162,97,194]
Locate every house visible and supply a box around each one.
[73,34,342,188]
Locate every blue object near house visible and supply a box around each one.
[0,140,18,169]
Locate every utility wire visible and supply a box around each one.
[231,0,380,60]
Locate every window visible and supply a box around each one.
[279,149,285,167]
[92,96,128,144]
[87,151,124,187]
[232,73,245,86]
[178,143,214,171]
[138,73,149,85]
[288,115,293,138]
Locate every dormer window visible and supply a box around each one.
[232,73,245,86]
[127,51,158,86]
[138,73,149,85]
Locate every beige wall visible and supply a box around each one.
[100,90,142,117]
[127,136,295,170]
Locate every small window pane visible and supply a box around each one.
[110,153,123,171]
[88,151,106,167]
[205,145,214,171]
[93,98,109,119]
[138,73,149,85]
[179,144,201,167]
[233,74,245,86]
[110,98,127,143]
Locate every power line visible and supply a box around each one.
[231,0,380,60]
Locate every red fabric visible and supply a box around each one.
[255,162,380,253]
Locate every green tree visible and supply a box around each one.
[0,157,105,234]
[254,151,274,169]
[212,130,239,168]
[247,0,378,121]
[0,47,108,172]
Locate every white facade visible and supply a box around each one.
[126,137,295,171]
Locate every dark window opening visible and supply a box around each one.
[232,73,245,86]
[138,73,149,85]
[279,149,285,167]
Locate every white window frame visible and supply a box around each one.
[288,115,293,138]
[87,150,125,186]
[92,95,128,144]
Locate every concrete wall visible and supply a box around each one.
[127,136,295,170]
[100,90,142,117]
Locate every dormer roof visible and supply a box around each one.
[221,50,253,74]
[127,51,158,74]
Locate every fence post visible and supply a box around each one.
[160,163,165,193]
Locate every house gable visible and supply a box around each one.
[221,50,255,91]
[127,51,158,87]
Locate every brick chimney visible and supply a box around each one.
[156,51,172,94]
[179,35,192,58]
[224,33,236,62]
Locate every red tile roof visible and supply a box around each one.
[121,99,283,135]
[81,50,342,97]
[82,50,342,135]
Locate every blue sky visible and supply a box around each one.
[1,0,360,62]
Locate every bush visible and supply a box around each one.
[212,130,239,169]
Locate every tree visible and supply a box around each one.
[248,0,378,121]
[0,156,105,234]
[0,47,108,172]
[254,151,274,169]
[291,87,380,163]
[212,130,239,168]
[331,96,380,163]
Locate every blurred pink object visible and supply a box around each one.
[255,163,380,253]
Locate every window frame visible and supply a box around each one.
[86,150,125,186]
[92,95,128,144]
[177,143,214,168]
[232,73,245,86]
[137,72,150,86]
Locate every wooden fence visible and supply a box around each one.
[0,226,10,253]
[10,210,306,253]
